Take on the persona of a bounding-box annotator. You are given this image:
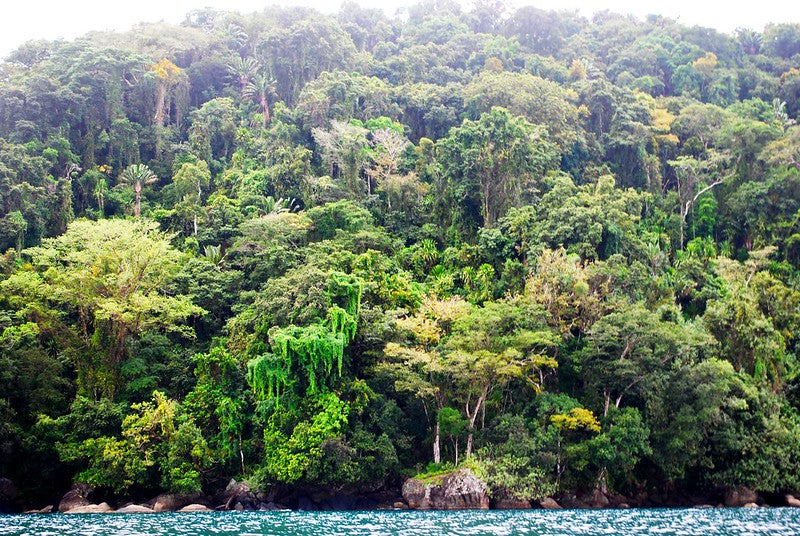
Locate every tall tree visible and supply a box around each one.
[118,163,158,217]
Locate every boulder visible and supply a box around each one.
[0,478,18,513]
[180,504,212,512]
[493,497,531,509]
[392,501,408,509]
[401,479,429,509]
[153,493,205,512]
[743,502,760,508]
[24,505,53,514]
[115,504,154,514]
[58,484,92,513]
[538,497,562,510]
[219,479,258,510]
[402,469,489,510]
[724,487,758,508]
[65,502,113,514]
[591,489,610,508]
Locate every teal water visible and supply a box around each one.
[1,509,800,536]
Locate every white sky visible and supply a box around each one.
[2,0,800,59]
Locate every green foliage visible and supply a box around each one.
[5,2,800,504]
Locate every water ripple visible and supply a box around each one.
[1,508,800,536]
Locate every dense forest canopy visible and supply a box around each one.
[3,0,800,507]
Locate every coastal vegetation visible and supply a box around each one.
[2,0,800,509]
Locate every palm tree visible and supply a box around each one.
[119,164,158,217]
[244,72,277,127]
[736,28,763,55]
[227,56,259,98]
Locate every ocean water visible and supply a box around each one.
[1,508,800,536]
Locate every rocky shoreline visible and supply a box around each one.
[5,472,800,515]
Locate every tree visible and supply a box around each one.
[462,72,581,149]
[1,219,205,399]
[586,303,711,416]
[66,391,211,493]
[382,296,470,463]
[118,164,158,217]
[227,56,259,98]
[313,120,371,197]
[171,160,211,235]
[244,72,277,127]
[667,152,733,248]
[149,58,187,127]
[446,298,559,457]
[438,107,559,230]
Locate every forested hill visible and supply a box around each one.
[2,0,800,510]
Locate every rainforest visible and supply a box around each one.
[2,0,800,513]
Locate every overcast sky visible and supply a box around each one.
[2,0,800,59]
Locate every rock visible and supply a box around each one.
[607,493,630,507]
[320,494,358,510]
[402,469,489,510]
[743,502,760,508]
[591,489,610,508]
[23,505,53,514]
[493,497,531,509]
[618,503,630,509]
[724,487,758,508]
[0,478,18,513]
[114,504,154,513]
[65,502,113,514]
[694,504,715,508]
[259,502,288,511]
[180,504,212,512]
[219,479,258,510]
[297,496,316,511]
[58,484,92,513]
[538,497,562,510]
[401,478,429,509]
[392,501,408,509]
[153,493,204,512]
[786,495,800,507]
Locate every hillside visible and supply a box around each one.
[2,1,800,509]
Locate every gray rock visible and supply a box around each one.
[115,504,154,513]
[493,497,531,509]
[58,484,92,513]
[538,497,562,510]
[724,487,758,507]
[402,469,489,510]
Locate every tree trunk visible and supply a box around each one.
[433,419,441,464]
[134,182,142,217]
[261,96,270,127]
[465,386,489,458]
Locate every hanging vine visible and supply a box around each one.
[247,271,364,402]
[247,352,291,402]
